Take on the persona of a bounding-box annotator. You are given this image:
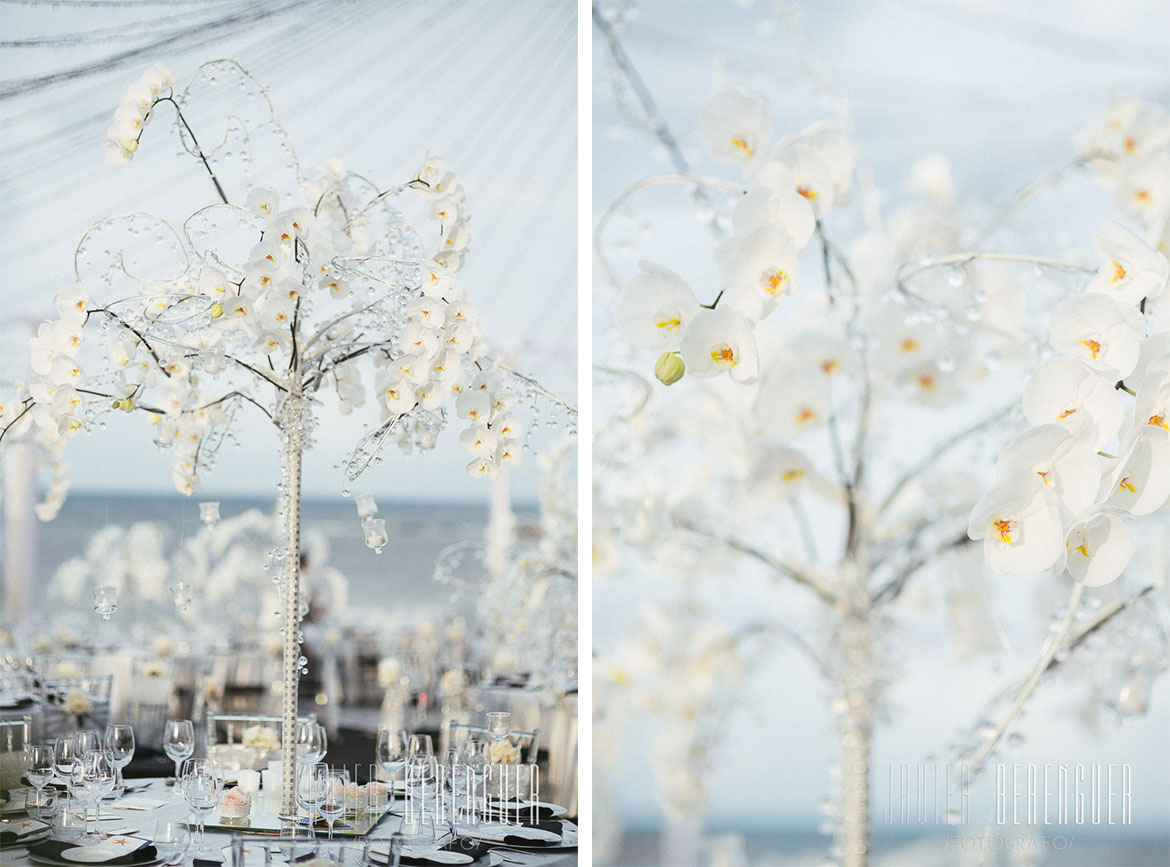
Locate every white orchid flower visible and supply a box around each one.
[756,140,835,216]
[756,367,830,441]
[615,261,700,351]
[679,308,759,382]
[1065,509,1134,587]
[1133,368,1170,431]
[968,486,1064,576]
[1085,221,1170,305]
[997,424,1100,516]
[1022,357,1124,452]
[1101,425,1170,516]
[1048,292,1146,377]
[695,88,774,167]
[718,224,800,321]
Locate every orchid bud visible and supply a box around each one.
[654,351,685,386]
[209,302,224,319]
[120,397,134,413]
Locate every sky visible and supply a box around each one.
[0,0,577,504]
[592,0,1170,838]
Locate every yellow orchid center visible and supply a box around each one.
[993,518,1014,544]
[1119,476,1136,493]
[762,267,788,295]
[710,344,737,366]
[1071,542,1091,559]
[730,137,753,157]
[797,185,817,201]
[796,407,816,424]
[1080,338,1101,359]
[1057,407,1078,420]
[1037,470,1051,485]
[1111,260,1126,283]
[821,359,839,375]
[781,469,804,482]
[656,317,681,331]
[917,374,935,390]
[1124,137,1137,155]
[1134,190,1151,204]
[1148,414,1168,429]
[899,337,919,354]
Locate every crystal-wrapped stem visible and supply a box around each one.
[835,569,877,867]
[278,393,306,823]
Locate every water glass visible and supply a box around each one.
[53,794,86,841]
[28,785,57,822]
[319,770,347,839]
[295,721,327,765]
[153,819,191,866]
[182,764,219,854]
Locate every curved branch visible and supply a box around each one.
[674,516,838,607]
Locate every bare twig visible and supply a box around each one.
[674,516,838,607]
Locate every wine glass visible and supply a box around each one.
[295,762,327,827]
[486,712,511,743]
[182,764,219,855]
[163,719,195,785]
[153,819,191,866]
[27,744,56,792]
[76,730,101,755]
[54,735,82,789]
[104,724,135,795]
[376,728,407,780]
[318,770,347,839]
[295,721,327,765]
[28,784,57,822]
[408,733,433,757]
[76,750,114,837]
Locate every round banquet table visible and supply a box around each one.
[5,777,578,866]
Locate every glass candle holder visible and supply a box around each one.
[93,586,118,620]
[199,501,221,528]
[362,517,388,554]
[355,493,378,520]
[169,581,192,613]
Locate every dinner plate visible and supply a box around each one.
[29,855,163,867]
[485,800,568,818]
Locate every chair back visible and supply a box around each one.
[0,716,30,789]
[39,675,113,739]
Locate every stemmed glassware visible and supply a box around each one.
[376,728,407,781]
[76,730,101,755]
[318,770,347,839]
[362,518,388,553]
[406,734,436,810]
[54,735,82,790]
[295,721,327,766]
[27,743,55,792]
[162,719,195,786]
[153,819,191,866]
[181,762,219,855]
[75,750,115,837]
[104,724,135,796]
[295,762,327,828]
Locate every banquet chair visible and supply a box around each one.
[0,716,31,790]
[32,654,92,680]
[38,674,113,739]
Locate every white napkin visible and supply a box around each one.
[111,796,170,811]
[60,835,150,862]
[0,817,48,839]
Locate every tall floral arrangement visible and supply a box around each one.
[593,6,1169,865]
[0,59,555,818]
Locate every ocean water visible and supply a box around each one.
[17,492,535,617]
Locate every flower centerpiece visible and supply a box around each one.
[0,59,567,820]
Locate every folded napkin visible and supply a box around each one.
[0,817,49,842]
[111,796,170,811]
[28,840,158,866]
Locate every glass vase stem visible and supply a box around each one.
[278,392,306,824]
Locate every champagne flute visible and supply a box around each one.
[103,724,135,796]
[319,770,347,839]
[162,719,195,786]
[182,764,219,855]
[376,728,408,780]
